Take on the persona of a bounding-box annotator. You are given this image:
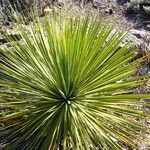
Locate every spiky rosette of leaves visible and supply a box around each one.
[0,13,150,150]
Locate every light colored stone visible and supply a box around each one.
[130,29,150,38]
[124,33,143,46]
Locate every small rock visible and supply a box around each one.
[0,35,7,44]
[139,66,150,75]
[92,1,100,9]
[123,33,143,46]
[146,24,150,30]
[105,8,113,15]
[44,6,53,15]
[130,29,150,38]
[148,43,150,50]
[57,0,65,6]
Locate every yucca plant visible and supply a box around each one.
[0,12,150,149]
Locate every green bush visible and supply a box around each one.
[127,0,140,13]
[127,0,150,15]
[143,6,150,15]
[0,13,150,149]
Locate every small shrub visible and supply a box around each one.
[127,0,150,15]
[143,6,150,15]
[127,0,140,13]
